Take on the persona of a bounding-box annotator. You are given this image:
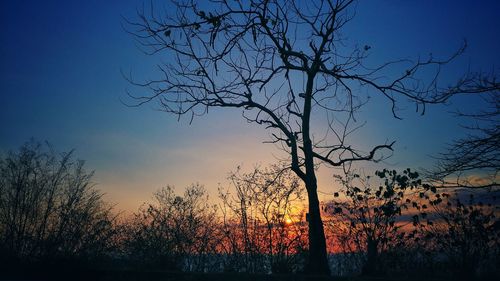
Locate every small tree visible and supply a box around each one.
[329,169,427,275]
[126,0,491,273]
[420,190,499,280]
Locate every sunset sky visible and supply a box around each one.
[1,0,499,212]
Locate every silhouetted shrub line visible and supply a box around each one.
[1,140,498,280]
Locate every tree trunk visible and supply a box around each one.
[301,71,330,275]
[363,236,379,275]
[304,178,330,275]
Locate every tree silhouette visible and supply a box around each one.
[125,0,488,274]
[419,190,499,280]
[428,83,499,189]
[0,140,116,272]
[328,169,427,276]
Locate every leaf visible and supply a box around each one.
[412,215,419,226]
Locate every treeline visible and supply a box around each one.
[1,141,498,280]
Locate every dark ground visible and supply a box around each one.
[0,269,487,281]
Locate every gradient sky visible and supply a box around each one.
[1,0,499,212]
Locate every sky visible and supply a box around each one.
[1,0,499,213]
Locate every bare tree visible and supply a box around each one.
[428,79,499,189]
[125,0,487,274]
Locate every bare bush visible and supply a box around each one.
[0,140,116,266]
[124,184,219,271]
[218,165,307,273]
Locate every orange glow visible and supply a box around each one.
[285,218,293,225]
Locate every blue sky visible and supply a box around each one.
[1,0,499,212]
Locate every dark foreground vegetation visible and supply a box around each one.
[1,140,498,280]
